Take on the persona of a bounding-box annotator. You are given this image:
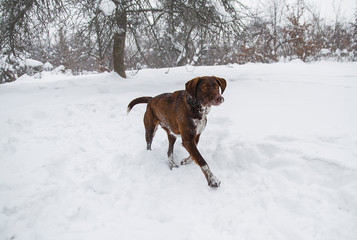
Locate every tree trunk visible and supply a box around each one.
[113,9,127,78]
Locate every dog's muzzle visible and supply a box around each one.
[212,94,224,106]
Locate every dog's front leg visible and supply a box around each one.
[181,134,200,165]
[182,139,221,188]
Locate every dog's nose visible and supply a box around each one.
[216,95,224,103]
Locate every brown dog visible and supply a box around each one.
[127,76,227,187]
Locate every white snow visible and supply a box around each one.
[43,62,54,71]
[1,62,357,240]
[21,59,43,68]
[320,48,331,55]
[99,0,116,16]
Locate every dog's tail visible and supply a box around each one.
[127,97,153,114]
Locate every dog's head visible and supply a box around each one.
[185,76,227,107]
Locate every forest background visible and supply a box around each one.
[1,0,356,83]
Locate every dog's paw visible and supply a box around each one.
[168,156,179,170]
[169,161,179,170]
[181,156,193,165]
[208,175,221,188]
[202,165,221,188]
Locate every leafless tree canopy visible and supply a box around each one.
[1,0,356,82]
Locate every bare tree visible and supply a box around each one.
[73,0,245,77]
[0,0,64,82]
[0,0,64,55]
[158,0,244,66]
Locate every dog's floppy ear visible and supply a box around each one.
[215,77,227,94]
[185,77,201,98]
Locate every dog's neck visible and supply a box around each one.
[186,94,201,108]
[186,94,210,119]
[200,106,211,115]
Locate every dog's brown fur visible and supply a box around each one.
[127,76,227,187]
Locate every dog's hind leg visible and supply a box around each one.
[181,156,193,165]
[144,108,158,150]
[164,129,179,169]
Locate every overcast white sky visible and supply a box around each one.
[241,0,356,22]
[307,0,356,20]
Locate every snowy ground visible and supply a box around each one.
[1,61,357,240]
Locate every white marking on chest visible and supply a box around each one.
[193,107,210,135]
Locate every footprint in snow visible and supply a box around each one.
[265,135,298,143]
[257,143,280,158]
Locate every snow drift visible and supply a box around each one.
[1,62,357,240]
